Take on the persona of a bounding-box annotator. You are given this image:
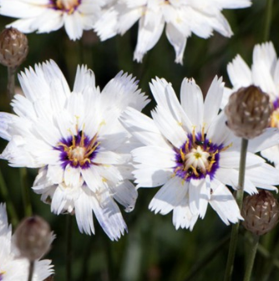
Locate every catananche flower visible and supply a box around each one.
[0,203,53,281]
[225,42,279,168]
[0,0,106,40]
[0,60,149,240]
[94,0,251,64]
[121,76,279,230]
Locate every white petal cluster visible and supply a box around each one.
[0,203,53,281]
[121,76,279,230]
[0,60,149,240]
[225,42,279,169]
[95,0,251,64]
[0,0,107,40]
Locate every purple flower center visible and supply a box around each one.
[271,97,279,128]
[0,272,4,281]
[174,132,226,181]
[56,131,100,169]
[273,98,279,110]
[49,0,81,14]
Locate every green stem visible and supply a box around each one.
[244,234,259,281]
[183,235,230,281]
[66,215,73,281]
[27,260,34,281]
[263,0,273,41]
[261,237,279,280]
[20,168,32,217]
[224,138,249,281]
[243,233,279,270]
[0,169,18,226]
[7,66,17,99]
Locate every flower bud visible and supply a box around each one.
[14,216,53,261]
[225,85,272,139]
[0,27,28,67]
[241,190,279,236]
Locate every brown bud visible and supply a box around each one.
[225,85,272,139]
[0,27,28,67]
[242,190,279,236]
[14,216,53,261]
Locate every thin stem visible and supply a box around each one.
[244,234,259,281]
[66,215,73,281]
[263,0,273,41]
[27,260,34,281]
[243,234,279,269]
[183,235,230,281]
[20,168,32,217]
[0,169,18,226]
[224,138,249,281]
[7,66,17,99]
[261,236,279,281]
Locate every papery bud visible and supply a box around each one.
[0,27,28,67]
[225,85,272,139]
[242,190,279,236]
[14,216,53,261]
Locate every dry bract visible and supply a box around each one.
[14,216,52,261]
[225,85,272,139]
[242,190,279,236]
[0,27,28,67]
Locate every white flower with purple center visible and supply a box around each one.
[225,42,279,169]
[0,60,149,240]
[0,203,53,281]
[121,76,279,230]
[0,0,106,40]
[94,0,251,64]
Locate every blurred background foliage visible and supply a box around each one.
[1,1,279,281]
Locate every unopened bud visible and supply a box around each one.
[242,190,279,236]
[14,216,53,261]
[0,27,28,67]
[225,85,272,139]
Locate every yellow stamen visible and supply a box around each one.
[192,127,196,143]
[201,126,205,142]
[221,143,232,152]
[185,139,189,153]
[80,125,86,147]
[189,165,199,177]
[84,142,100,158]
[180,148,185,161]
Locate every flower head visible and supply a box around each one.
[95,0,251,64]
[14,216,53,261]
[0,0,106,40]
[225,85,272,139]
[225,42,279,168]
[242,190,279,236]
[0,27,28,68]
[121,76,279,230]
[0,203,53,281]
[0,60,149,240]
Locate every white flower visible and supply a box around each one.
[0,203,53,281]
[94,0,251,64]
[225,42,279,169]
[0,0,106,40]
[0,60,149,240]
[121,76,279,230]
